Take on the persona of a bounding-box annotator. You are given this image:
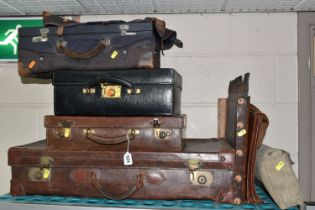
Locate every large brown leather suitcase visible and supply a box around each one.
[45,115,186,152]
[9,139,237,201]
[18,13,182,79]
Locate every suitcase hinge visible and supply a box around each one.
[127,88,141,94]
[32,28,49,42]
[187,159,214,186]
[152,118,163,128]
[82,87,96,94]
[28,156,53,182]
[119,24,136,36]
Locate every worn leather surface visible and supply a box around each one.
[9,139,236,201]
[18,17,181,78]
[53,69,182,116]
[244,104,269,203]
[45,115,186,152]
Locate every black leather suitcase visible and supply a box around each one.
[53,69,182,116]
[18,17,182,78]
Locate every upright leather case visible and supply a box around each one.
[18,15,182,78]
[9,139,238,202]
[53,69,182,116]
[45,115,186,152]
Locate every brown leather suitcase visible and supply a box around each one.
[9,139,237,201]
[45,115,186,152]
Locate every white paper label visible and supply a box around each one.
[123,152,133,166]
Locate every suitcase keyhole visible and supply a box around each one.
[197,175,207,185]
[159,132,166,139]
[107,89,116,97]
[34,170,43,180]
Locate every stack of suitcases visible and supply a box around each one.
[9,12,270,204]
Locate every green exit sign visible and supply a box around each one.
[0,18,43,61]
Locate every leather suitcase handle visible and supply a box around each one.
[85,129,136,145]
[90,77,136,94]
[91,171,143,200]
[56,39,110,59]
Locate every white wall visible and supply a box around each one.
[0,13,297,194]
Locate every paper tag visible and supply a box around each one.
[275,161,285,171]
[64,128,71,138]
[111,50,118,59]
[237,129,247,137]
[42,168,50,179]
[123,152,133,166]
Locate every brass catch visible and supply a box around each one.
[28,156,53,182]
[82,88,96,94]
[154,128,172,140]
[190,171,214,186]
[32,28,49,42]
[188,159,202,171]
[119,24,136,36]
[130,129,140,135]
[101,84,121,98]
[57,127,71,138]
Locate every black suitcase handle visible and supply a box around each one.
[85,129,136,145]
[56,39,110,59]
[90,77,137,95]
[91,171,143,200]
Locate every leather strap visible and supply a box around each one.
[56,39,109,59]
[245,105,269,203]
[91,171,143,200]
[43,11,79,27]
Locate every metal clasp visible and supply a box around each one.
[57,121,72,138]
[28,156,53,182]
[119,24,136,36]
[154,128,172,140]
[187,159,202,171]
[32,28,49,42]
[187,159,213,186]
[101,84,121,98]
[190,171,214,186]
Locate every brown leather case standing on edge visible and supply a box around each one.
[9,139,237,201]
[45,115,186,152]
[225,73,269,204]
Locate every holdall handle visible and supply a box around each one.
[56,39,110,59]
[91,171,143,200]
[85,129,136,145]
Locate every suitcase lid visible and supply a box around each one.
[19,20,153,37]
[52,69,182,89]
[44,115,186,129]
[8,139,235,169]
